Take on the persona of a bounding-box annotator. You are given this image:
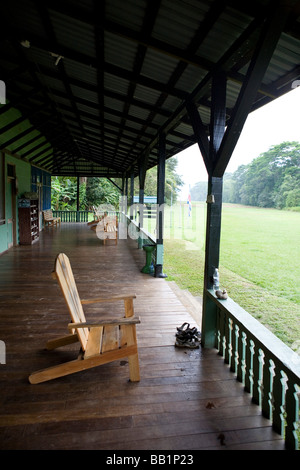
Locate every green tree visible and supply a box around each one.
[228,165,248,204]
[276,171,300,208]
[135,156,183,205]
[165,157,184,205]
[51,176,82,210]
[225,141,300,209]
[51,176,120,210]
[190,181,208,201]
[85,178,120,209]
[192,141,300,209]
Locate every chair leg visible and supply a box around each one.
[121,322,140,381]
[128,353,140,382]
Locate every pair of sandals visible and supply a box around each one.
[175,322,201,349]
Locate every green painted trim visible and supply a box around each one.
[156,243,164,265]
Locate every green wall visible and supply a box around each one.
[0,153,31,254]
[0,103,53,254]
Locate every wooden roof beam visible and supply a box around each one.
[110,0,162,169]
[214,2,291,177]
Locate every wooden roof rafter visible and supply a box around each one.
[0,0,298,178]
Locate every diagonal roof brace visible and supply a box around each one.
[186,72,227,177]
[107,177,122,192]
[213,1,292,177]
[186,101,210,173]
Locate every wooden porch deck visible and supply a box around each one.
[0,223,285,450]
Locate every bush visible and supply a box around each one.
[51,176,120,210]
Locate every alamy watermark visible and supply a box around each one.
[0,80,6,104]
[92,197,205,248]
[0,340,6,364]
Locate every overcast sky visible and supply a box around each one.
[176,85,300,200]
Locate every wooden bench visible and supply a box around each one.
[29,253,140,384]
[43,209,61,227]
[87,206,103,225]
[91,215,118,245]
[103,217,118,245]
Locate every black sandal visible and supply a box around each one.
[176,325,201,340]
[175,335,200,349]
[176,322,190,334]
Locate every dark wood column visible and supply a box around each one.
[155,133,167,278]
[157,133,165,245]
[130,171,134,220]
[124,175,128,198]
[201,72,226,348]
[76,176,80,212]
[187,72,226,293]
[205,72,226,290]
[186,2,288,347]
[138,155,148,247]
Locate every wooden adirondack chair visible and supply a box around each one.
[29,253,140,384]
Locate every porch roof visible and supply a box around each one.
[0,0,299,177]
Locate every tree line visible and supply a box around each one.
[190,142,300,210]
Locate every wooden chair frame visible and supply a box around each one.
[29,253,140,384]
[91,214,118,245]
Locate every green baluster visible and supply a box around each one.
[285,381,299,450]
[272,363,286,437]
[262,356,275,421]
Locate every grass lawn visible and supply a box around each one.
[155,202,300,349]
[220,204,300,304]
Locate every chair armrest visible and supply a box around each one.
[81,294,136,305]
[68,316,141,330]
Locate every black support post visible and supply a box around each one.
[130,172,134,220]
[187,2,289,348]
[157,134,165,245]
[155,133,167,278]
[187,72,227,347]
[76,176,80,211]
[138,165,145,229]
[204,72,226,289]
[201,73,226,347]
[138,156,148,247]
[124,175,128,198]
[204,176,223,290]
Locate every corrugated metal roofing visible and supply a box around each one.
[0,0,299,177]
[152,0,211,49]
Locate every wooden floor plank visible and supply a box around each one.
[0,223,285,450]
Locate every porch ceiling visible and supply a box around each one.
[0,0,299,177]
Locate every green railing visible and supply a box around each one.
[52,209,120,224]
[203,289,300,450]
[52,210,90,222]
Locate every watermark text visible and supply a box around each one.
[0,340,6,364]
[0,80,6,104]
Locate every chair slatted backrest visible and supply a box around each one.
[55,253,89,351]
